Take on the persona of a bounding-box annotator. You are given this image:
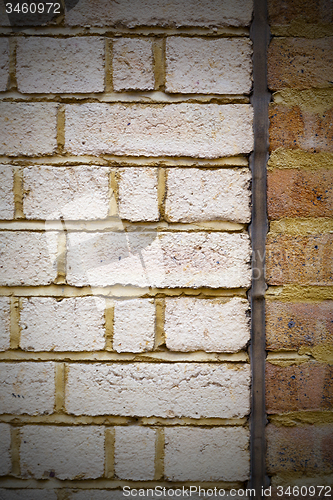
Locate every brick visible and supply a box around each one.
[118,167,159,222]
[0,231,58,286]
[20,426,104,479]
[65,103,254,158]
[113,38,154,91]
[266,234,333,286]
[0,362,55,415]
[66,0,253,28]
[267,169,333,219]
[166,37,252,94]
[115,427,156,480]
[113,299,155,353]
[266,362,333,413]
[0,165,14,219]
[165,168,251,223]
[267,424,333,474]
[0,297,10,352]
[0,38,9,91]
[268,0,333,26]
[0,491,57,500]
[268,38,333,91]
[266,301,333,350]
[70,492,168,500]
[165,427,249,481]
[165,297,250,353]
[269,104,333,153]
[20,297,106,352]
[23,166,109,220]
[67,232,251,288]
[66,363,250,418]
[0,424,11,476]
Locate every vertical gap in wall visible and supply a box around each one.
[105,298,114,351]
[249,0,270,496]
[10,297,20,350]
[105,39,113,93]
[13,167,24,219]
[105,427,115,478]
[155,298,166,349]
[154,427,165,480]
[10,426,21,477]
[55,362,66,413]
[153,37,166,92]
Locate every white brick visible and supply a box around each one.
[0,103,58,156]
[65,103,253,158]
[113,38,154,91]
[164,427,250,481]
[20,297,106,352]
[0,232,58,286]
[20,426,104,479]
[23,166,109,220]
[0,491,57,500]
[0,362,55,415]
[118,167,158,222]
[165,297,250,353]
[0,165,14,220]
[166,37,252,94]
[165,168,251,223]
[0,424,11,476]
[66,363,250,418]
[115,427,156,480]
[113,299,155,353]
[0,297,10,352]
[0,38,9,91]
[66,0,253,28]
[67,232,251,289]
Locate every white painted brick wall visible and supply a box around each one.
[20,426,104,479]
[0,103,58,156]
[0,297,10,352]
[0,362,55,415]
[20,297,106,352]
[16,37,105,93]
[66,232,251,288]
[0,423,11,476]
[113,299,155,353]
[118,167,159,222]
[0,165,14,220]
[165,168,251,223]
[113,38,154,91]
[0,491,57,500]
[165,297,250,353]
[114,426,156,480]
[0,38,9,91]
[164,427,250,481]
[66,363,250,418]
[166,37,252,94]
[65,103,253,158]
[0,232,58,286]
[23,166,110,220]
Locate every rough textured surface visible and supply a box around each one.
[165,427,250,481]
[70,492,179,500]
[0,231,58,286]
[0,491,57,500]
[113,38,154,91]
[0,362,55,415]
[0,38,9,91]
[115,426,156,480]
[166,37,252,94]
[0,297,10,352]
[268,0,333,26]
[20,297,106,352]
[113,299,155,353]
[0,103,58,156]
[0,423,11,476]
[0,165,14,219]
[165,297,250,353]
[23,166,109,220]
[65,103,254,158]
[66,363,251,418]
[165,168,251,223]
[67,232,251,289]
[16,37,104,93]
[20,426,104,479]
[118,167,159,222]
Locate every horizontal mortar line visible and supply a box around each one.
[268,410,333,426]
[266,351,313,362]
[266,285,333,301]
[269,218,333,236]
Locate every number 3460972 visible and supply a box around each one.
[5,3,61,14]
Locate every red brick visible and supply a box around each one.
[266,362,333,413]
[268,0,333,26]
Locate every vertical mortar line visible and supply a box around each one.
[157,167,166,221]
[249,0,270,496]
[104,427,115,478]
[109,168,119,217]
[13,167,24,219]
[105,298,114,351]
[155,298,166,349]
[153,37,166,91]
[10,297,21,350]
[154,427,165,480]
[55,362,66,413]
[10,426,21,477]
[8,36,17,91]
[55,220,67,285]
[57,104,66,154]
[105,38,113,93]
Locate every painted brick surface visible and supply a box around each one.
[20,426,104,479]
[0,38,9,91]
[113,299,155,353]
[0,165,14,219]
[0,103,58,156]
[16,37,104,94]
[113,38,154,91]
[118,167,158,222]
[67,232,251,288]
[166,37,252,94]
[66,363,251,418]
[0,491,57,500]
[165,297,250,353]
[115,427,156,480]
[0,423,11,476]
[268,0,333,25]
[164,427,250,481]
[0,232,58,286]
[23,166,110,220]
[65,103,254,158]
[0,297,10,352]
[165,168,251,223]
[20,297,106,352]
[0,362,55,415]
